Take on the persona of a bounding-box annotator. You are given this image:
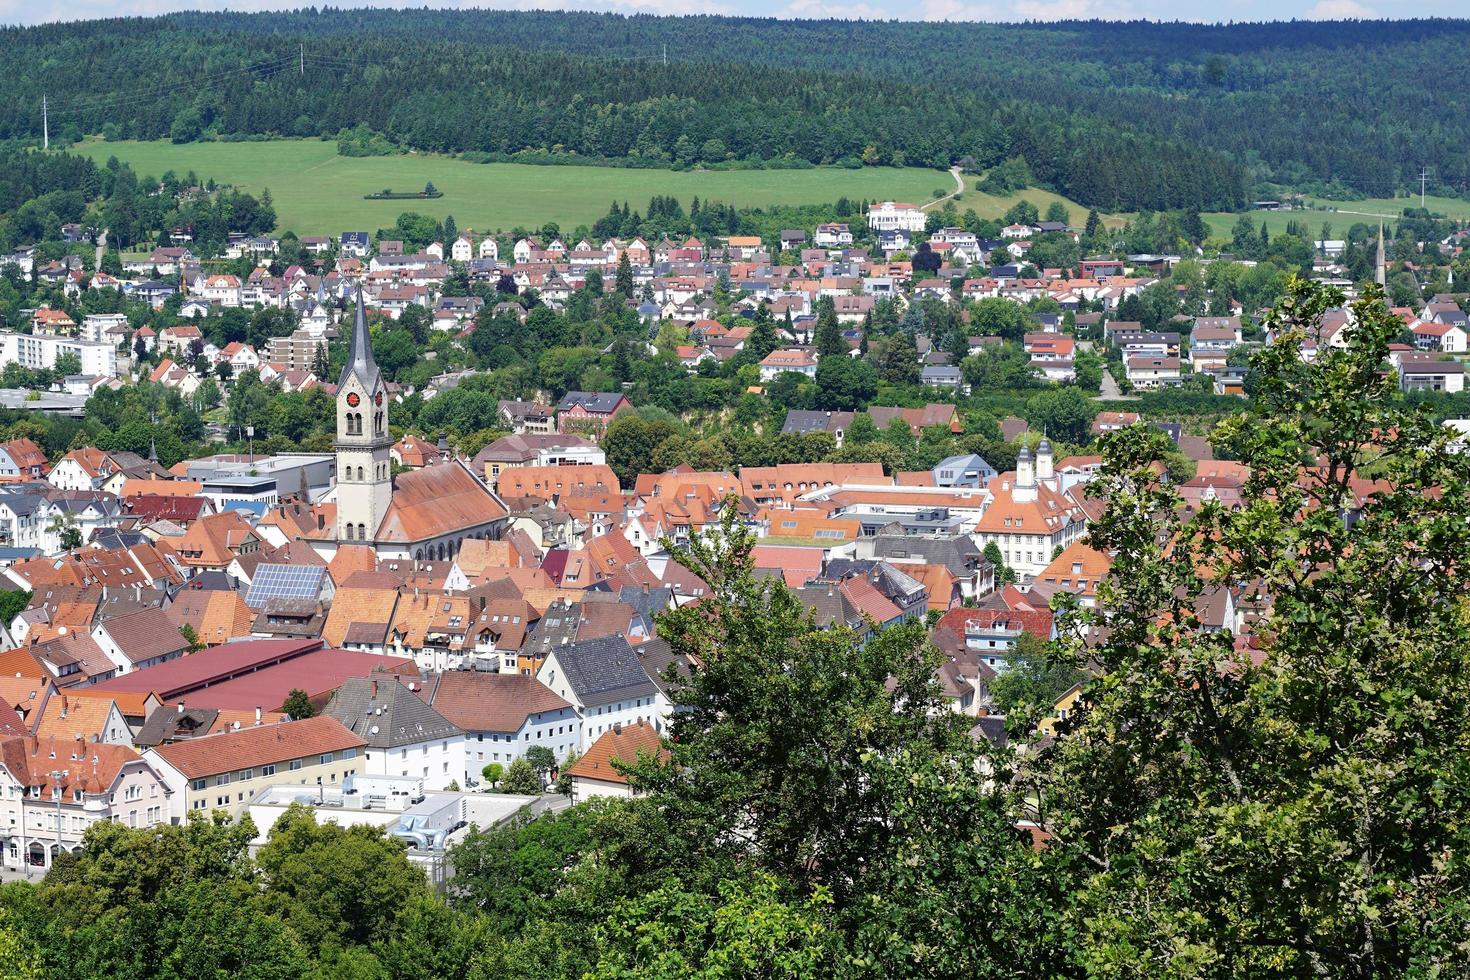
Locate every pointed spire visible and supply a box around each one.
[1375,223,1386,287]
[148,435,157,463]
[339,282,380,392]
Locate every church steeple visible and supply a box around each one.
[340,282,381,393]
[335,283,392,546]
[1375,224,1386,287]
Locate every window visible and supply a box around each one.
[319,753,333,765]
[262,765,276,776]
[289,760,302,771]
[342,749,356,760]
[215,774,230,787]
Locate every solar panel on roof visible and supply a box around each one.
[244,564,327,609]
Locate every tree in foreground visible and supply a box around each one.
[625,507,1057,975]
[1033,279,1470,977]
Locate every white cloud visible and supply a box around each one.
[1303,0,1377,18]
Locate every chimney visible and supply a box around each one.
[255,706,262,724]
[177,701,185,714]
[371,678,378,699]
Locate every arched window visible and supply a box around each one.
[344,523,354,540]
[358,523,367,540]
[357,466,365,481]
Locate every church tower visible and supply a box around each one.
[1014,444,1037,503]
[1375,224,1386,287]
[335,285,392,543]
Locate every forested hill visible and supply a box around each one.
[3,13,1467,211]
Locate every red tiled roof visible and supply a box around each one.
[150,716,365,779]
[565,718,666,785]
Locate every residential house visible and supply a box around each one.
[416,671,579,779]
[145,716,366,819]
[563,719,667,803]
[537,635,662,751]
[321,676,465,791]
[0,737,173,869]
[758,348,818,381]
[556,392,633,440]
[867,202,927,232]
[91,607,191,675]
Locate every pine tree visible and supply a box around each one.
[1084,208,1102,239]
[443,213,457,245]
[615,250,634,297]
[749,305,779,359]
[813,297,846,358]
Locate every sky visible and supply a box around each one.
[2,0,1466,25]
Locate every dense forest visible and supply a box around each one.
[2,13,1465,209]
[0,13,1291,212]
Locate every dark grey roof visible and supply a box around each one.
[633,638,690,699]
[556,391,625,414]
[552,634,656,708]
[791,585,862,630]
[338,282,380,392]
[134,706,221,748]
[618,586,673,621]
[869,534,986,578]
[780,410,850,436]
[821,559,927,606]
[323,675,461,748]
[0,494,45,516]
[969,715,1008,748]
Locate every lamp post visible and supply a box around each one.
[48,770,64,870]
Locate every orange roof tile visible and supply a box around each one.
[149,716,365,779]
[565,718,667,785]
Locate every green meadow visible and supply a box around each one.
[76,138,952,236]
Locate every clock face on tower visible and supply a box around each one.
[346,392,360,407]
[374,391,383,406]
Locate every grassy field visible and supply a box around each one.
[1202,195,1470,240]
[76,138,952,236]
[950,183,1127,230]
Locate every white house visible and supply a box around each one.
[867,201,927,233]
[478,237,500,261]
[321,676,466,791]
[417,672,581,783]
[1412,321,1468,354]
[563,719,666,803]
[758,348,819,381]
[814,223,854,247]
[199,274,242,308]
[1125,356,1182,388]
[0,332,118,378]
[537,635,662,752]
[91,607,190,675]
